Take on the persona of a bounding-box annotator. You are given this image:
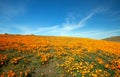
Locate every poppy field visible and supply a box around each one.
[0,34,120,77]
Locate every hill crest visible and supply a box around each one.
[102,36,120,42]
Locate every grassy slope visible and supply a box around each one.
[102,36,120,42]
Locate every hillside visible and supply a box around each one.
[0,34,120,77]
[103,36,120,42]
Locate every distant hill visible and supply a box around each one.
[102,36,120,42]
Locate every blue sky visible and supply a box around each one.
[0,0,120,39]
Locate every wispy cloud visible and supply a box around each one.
[11,7,101,35]
[57,7,102,35]
[70,29,120,39]
[0,27,9,33]
[90,30,120,39]
[1,7,118,39]
[9,7,106,35]
[14,25,59,35]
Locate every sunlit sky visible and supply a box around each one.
[0,0,120,39]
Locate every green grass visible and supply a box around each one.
[0,49,120,77]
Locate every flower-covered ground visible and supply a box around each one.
[0,34,120,77]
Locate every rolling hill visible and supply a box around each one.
[102,36,120,42]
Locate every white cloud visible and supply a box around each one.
[0,27,9,33]
[14,25,60,35]
[1,7,119,39]
[12,7,98,36]
[72,30,120,39]
[57,7,107,35]
[12,9,96,35]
